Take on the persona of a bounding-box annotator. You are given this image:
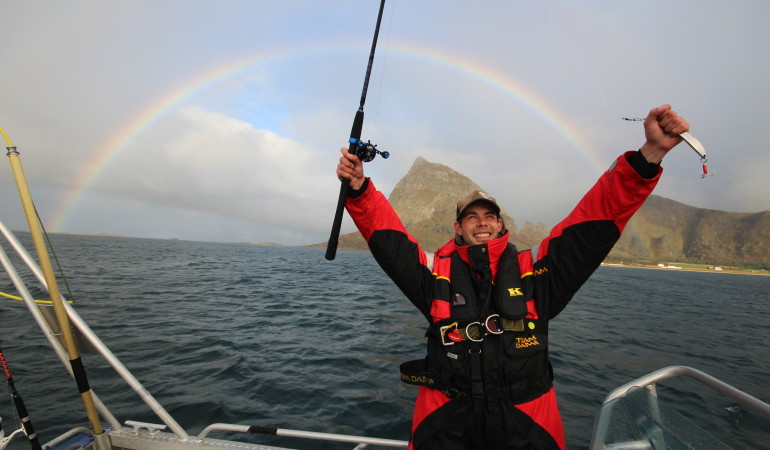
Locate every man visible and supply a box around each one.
[335,104,689,449]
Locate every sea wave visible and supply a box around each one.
[1,235,768,449]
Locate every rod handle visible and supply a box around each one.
[325,110,364,260]
[325,179,349,261]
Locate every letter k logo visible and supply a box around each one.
[508,287,523,296]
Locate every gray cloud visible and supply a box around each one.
[1,1,767,245]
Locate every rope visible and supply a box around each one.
[0,290,73,305]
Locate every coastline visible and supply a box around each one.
[601,262,769,277]
[18,231,770,275]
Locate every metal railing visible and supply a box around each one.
[0,222,408,449]
[590,365,770,450]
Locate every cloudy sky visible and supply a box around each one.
[1,1,767,245]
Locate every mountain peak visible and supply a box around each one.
[384,157,549,251]
[326,156,768,266]
[389,156,479,225]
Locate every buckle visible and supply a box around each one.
[465,322,484,342]
[439,320,486,346]
[484,314,503,334]
[440,322,462,346]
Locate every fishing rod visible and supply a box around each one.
[0,347,42,450]
[325,0,389,261]
[1,128,105,437]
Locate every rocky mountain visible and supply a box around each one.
[326,157,769,267]
[611,195,770,265]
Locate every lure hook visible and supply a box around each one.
[679,132,715,178]
[698,157,715,178]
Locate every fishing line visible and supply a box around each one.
[621,117,714,178]
[543,0,609,113]
[0,203,77,306]
[369,0,396,143]
[34,206,78,304]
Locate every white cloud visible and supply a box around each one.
[85,107,340,236]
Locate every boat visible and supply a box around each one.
[0,130,410,450]
[0,222,409,449]
[1,131,769,449]
[4,227,770,450]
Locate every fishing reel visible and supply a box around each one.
[349,139,389,162]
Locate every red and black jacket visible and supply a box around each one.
[345,151,661,449]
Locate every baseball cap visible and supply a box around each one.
[456,190,501,220]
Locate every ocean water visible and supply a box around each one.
[1,233,768,449]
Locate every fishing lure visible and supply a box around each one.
[622,118,714,178]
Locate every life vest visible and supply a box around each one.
[400,237,553,405]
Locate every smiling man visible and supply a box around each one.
[335,104,690,449]
[454,191,503,246]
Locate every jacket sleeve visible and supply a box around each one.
[345,178,435,319]
[532,151,661,319]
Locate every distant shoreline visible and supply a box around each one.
[601,263,769,277]
[17,231,769,274]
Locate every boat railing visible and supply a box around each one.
[195,423,408,448]
[0,221,186,435]
[590,365,770,450]
[0,221,408,449]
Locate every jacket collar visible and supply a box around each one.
[439,231,510,277]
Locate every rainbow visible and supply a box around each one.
[390,41,603,167]
[49,40,603,231]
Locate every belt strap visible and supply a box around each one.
[498,317,543,332]
[399,359,439,388]
[399,359,463,399]
[500,317,525,331]
[437,318,544,346]
[469,343,486,450]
